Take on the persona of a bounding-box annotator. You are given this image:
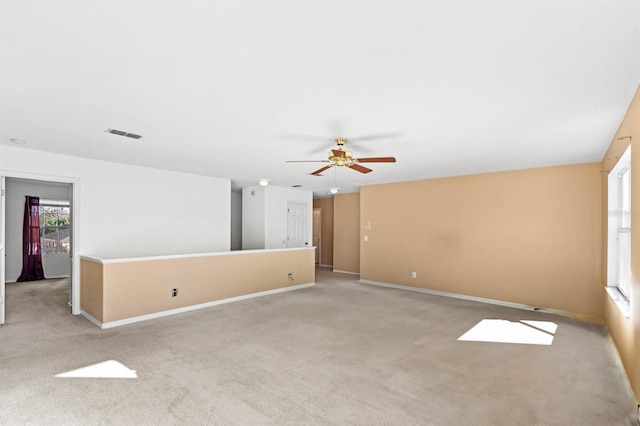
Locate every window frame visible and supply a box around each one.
[39,199,71,255]
[617,165,631,299]
[607,145,632,313]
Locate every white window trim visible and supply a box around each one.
[607,145,631,317]
[606,286,630,318]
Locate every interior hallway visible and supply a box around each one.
[1,270,637,425]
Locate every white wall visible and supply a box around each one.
[242,185,312,250]
[1,145,231,258]
[242,186,266,250]
[230,190,242,250]
[5,178,72,281]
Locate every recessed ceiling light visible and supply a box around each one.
[329,188,339,194]
[10,138,26,144]
[259,179,269,186]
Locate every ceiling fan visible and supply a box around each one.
[286,137,396,175]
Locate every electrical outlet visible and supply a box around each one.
[412,272,417,278]
[171,288,178,297]
[288,273,294,281]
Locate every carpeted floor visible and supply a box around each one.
[1,270,638,425]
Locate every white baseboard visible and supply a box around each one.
[83,282,316,329]
[80,310,103,328]
[358,279,601,324]
[319,263,333,268]
[333,269,360,276]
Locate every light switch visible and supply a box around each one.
[364,235,368,241]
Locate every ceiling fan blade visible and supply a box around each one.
[280,133,333,143]
[332,149,346,158]
[325,118,345,138]
[348,164,373,174]
[311,165,334,175]
[348,132,402,142]
[356,157,396,163]
[286,160,330,163]
[280,134,336,154]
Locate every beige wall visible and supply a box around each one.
[361,163,603,321]
[603,85,640,402]
[313,198,334,267]
[80,259,103,321]
[333,193,360,274]
[81,249,315,324]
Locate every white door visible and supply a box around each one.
[286,202,308,248]
[1,176,5,325]
[313,208,321,263]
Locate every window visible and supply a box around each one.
[39,199,71,254]
[617,166,631,298]
[607,146,631,309]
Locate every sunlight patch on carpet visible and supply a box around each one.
[458,319,557,345]
[55,360,137,378]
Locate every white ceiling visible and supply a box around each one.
[1,1,639,197]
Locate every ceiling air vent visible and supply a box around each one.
[105,128,142,139]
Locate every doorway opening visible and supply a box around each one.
[1,175,77,325]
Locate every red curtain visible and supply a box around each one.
[17,196,45,282]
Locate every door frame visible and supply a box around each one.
[0,170,81,316]
[313,208,321,265]
[1,177,5,324]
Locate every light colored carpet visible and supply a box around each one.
[1,270,637,425]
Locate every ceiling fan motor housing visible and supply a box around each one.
[329,149,355,166]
